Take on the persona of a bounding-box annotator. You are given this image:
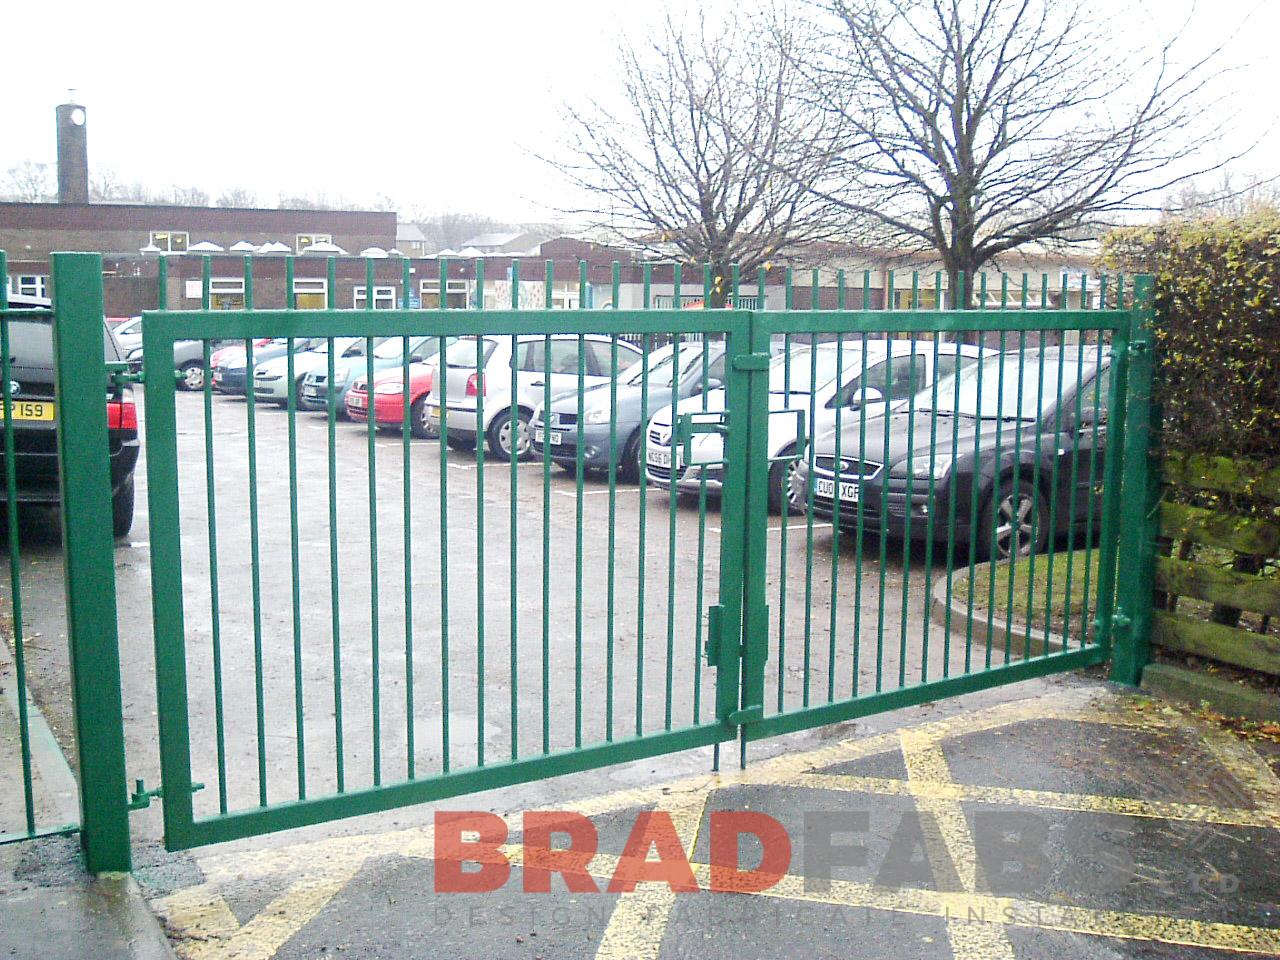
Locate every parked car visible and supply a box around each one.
[648,340,983,512]
[252,337,376,406]
[425,335,644,461]
[300,336,439,414]
[798,346,1111,559]
[120,320,249,390]
[1,292,139,537]
[529,340,725,482]
[211,338,327,395]
[113,316,143,356]
[345,356,443,437]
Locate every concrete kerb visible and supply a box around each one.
[928,558,1067,659]
[0,638,177,960]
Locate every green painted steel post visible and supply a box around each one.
[1110,276,1158,685]
[50,252,131,872]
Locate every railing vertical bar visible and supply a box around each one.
[778,267,793,705]
[897,274,921,688]
[663,266,683,730]
[0,254,35,833]
[802,324,819,706]
[574,262,587,747]
[285,257,306,800]
[606,262,620,739]
[1079,279,1109,649]
[473,260,486,768]
[326,256,345,791]
[1024,320,1050,659]
[636,263,652,737]
[942,271,970,677]
[1093,275,1128,652]
[875,270,894,692]
[198,255,228,812]
[242,256,268,806]
[508,261,520,761]
[403,258,416,777]
[364,257,382,785]
[827,270,845,701]
[919,271,943,682]
[540,261,553,754]
[1061,274,1089,647]
[851,272,871,697]
[438,259,452,773]
[1000,276,1030,665]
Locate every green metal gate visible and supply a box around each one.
[137,257,1156,852]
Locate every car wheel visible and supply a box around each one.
[620,430,643,484]
[178,361,204,391]
[410,395,439,440]
[112,477,135,538]
[768,449,803,515]
[487,409,531,462]
[983,476,1048,560]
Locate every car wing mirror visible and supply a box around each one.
[850,386,884,409]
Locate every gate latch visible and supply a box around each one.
[731,352,771,371]
[129,778,205,811]
[106,361,144,388]
[675,411,729,468]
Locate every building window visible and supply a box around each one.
[7,274,48,298]
[149,230,189,252]
[353,285,396,310]
[293,278,327,309]
[209,278,245,310]
[296,234,332,253]
[419,279,468,309]
[651,294,707,310]
[550,281,581,310]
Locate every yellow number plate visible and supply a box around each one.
[0,401,55,421]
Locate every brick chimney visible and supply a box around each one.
[56,102,89,204]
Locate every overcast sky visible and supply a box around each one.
[5,0,1276,224]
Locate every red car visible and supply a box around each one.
[346,361,438,438]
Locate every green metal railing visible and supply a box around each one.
[0,250,1154,863]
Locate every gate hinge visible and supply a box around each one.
[728,705,763,725]
[705,605,729,666]
[106,361,144,388]
[731,352,771,371]
[128,778,205,811]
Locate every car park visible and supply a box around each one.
[345,356,443,437]
[425,334,644,461]
[252,337,375,406]
[529,340,725,481]
[1,292,139,536]
[299,336,434,414]
[798,346,1110,559]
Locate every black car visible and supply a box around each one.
[798,347,1110,559]
[1,293,140,537]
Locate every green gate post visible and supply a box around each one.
[1110,275,1159,686]
[50,252,132,872]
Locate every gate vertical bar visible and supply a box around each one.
[50,252,131,872]
[1110,276,1158,684]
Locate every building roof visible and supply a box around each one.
[397,222,427,243]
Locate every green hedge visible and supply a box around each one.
[1102,210,1280,471]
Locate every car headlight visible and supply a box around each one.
[350,377,366,391]
[584,407,612,425]
[374,380,404,395]
[906,454,953,479]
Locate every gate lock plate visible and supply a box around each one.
[675,411,729,467]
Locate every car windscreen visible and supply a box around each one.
[7,319,120,364]
[769,346,842,393]
[920,351,1101,420]
[627,345,708,389]
[442,338,498,368]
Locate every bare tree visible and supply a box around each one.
[408,212,514,252]
[217,187,259,208]
[5,161,54,202]
[169,185,210,206]
[552,14,841,305]
[1162,172,1280,219]
[803,0,1235,304]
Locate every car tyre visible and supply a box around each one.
[112,477,135,539]
[409,395,439,440]
[620,429,643,484]
[487,408,531,462]
[982,475,1049,560]
[768,448,803,515]
[445,434,475,452]
[178,361,204,391]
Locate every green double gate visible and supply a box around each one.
[0,252,1158,868]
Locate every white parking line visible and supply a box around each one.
[706,522,833,535]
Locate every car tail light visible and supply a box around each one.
[465,372,485,397]
[107,399,138,431]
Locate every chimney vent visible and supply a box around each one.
[56,102,89,204]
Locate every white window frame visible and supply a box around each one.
[8,274,48,298]
[149,230,189,252]
[353,285,396,310]
[550,281,580,310]
[296,233,332,252]
[209,277,246,310]
[419,278,468,309]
